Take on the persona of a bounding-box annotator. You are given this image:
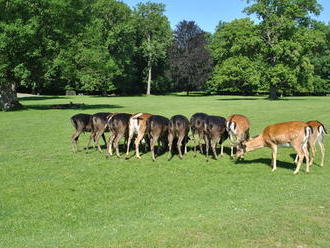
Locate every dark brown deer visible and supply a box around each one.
[70,113,93,152]
[168,115,190,160]
[203,115,228,160]
[107,113,131,157]
[190,113,208,155]
[89,112,113,152]
[146,115,169,161]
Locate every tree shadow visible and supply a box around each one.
[216,97,306,101]
[19,96,68,101]
[235,157,295,171]
[217,98,261,101]
[23,103,123,110]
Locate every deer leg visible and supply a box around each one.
[177,136,184,159]
[95,130,105,152]
[135,132,144,159]
[107,133,116,156]
[71,130,81,152]
[150,136,157,161]
[113,133,124,158]
[184,136,188,155]
[319,141,325,167]
[126,130,134,157]
[168,132,174,160]
[293,142,304,174]
[271,145,277,172]
[308,141,316,166]
[303,143,310,173]
[204,134,210,161]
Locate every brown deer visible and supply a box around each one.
[168,115,190,160]
[226,114,250,158]
[146,115,169,161]
[107,113,131,157]
[70,113,93,152]
[295,120,327,167]
[236,121,312,174]
[203,115,228,161]
[126,113,153,159]
[190,113,208,155]
[89,112,113,152]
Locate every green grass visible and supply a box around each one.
[0,94,329,247]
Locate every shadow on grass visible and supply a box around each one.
[235,157,295,171]
[23,103,123,110]
[19,96,68,101]
[216,97,306,101]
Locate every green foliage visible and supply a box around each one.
[133,2,172,94]
[208,1,328,97]
[74,0,135,93]
[208,56,262,93]
[208,18,263,93]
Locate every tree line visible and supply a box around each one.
[0,0,329,110]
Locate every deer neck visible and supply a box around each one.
[245,134,266,152]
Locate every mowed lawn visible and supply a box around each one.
[0,94,330,248]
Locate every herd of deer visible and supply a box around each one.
[70,112,326,174]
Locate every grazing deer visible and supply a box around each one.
[126,113,153,159]
[295,120,327,167]
[89,112,112,152]
[146,115,169,161]
[107,113,131,157]
[70,113,93,152]
[226,114,250,158]
[203,115,228,160]
[190,113,208,155]
[236,121,312,174]
[168,115,190,160]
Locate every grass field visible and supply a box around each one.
[0,94,330,247]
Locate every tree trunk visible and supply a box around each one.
[269,85,278,100]
[0,82,22,111]
[146,63,152,95]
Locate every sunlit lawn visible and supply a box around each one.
[0,94,329,247]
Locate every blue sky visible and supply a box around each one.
[123,0,330,33]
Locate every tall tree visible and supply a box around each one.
[244,0,324,99]
[73,0,136,95]
[169,20,212,95]
[0,0,86,110]
[133,2,172,95]
[208,18,263,94]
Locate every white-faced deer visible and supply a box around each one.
[126,113,153,159]
[295,120,327,167]
[226,114,250,158]
[236,121,312,174]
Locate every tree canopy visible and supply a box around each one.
[0,0,329,110]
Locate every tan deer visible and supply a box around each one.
[226,114,250,157]
[295,120,326,167]
[126,113,153,159]
[236,121,312,174]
